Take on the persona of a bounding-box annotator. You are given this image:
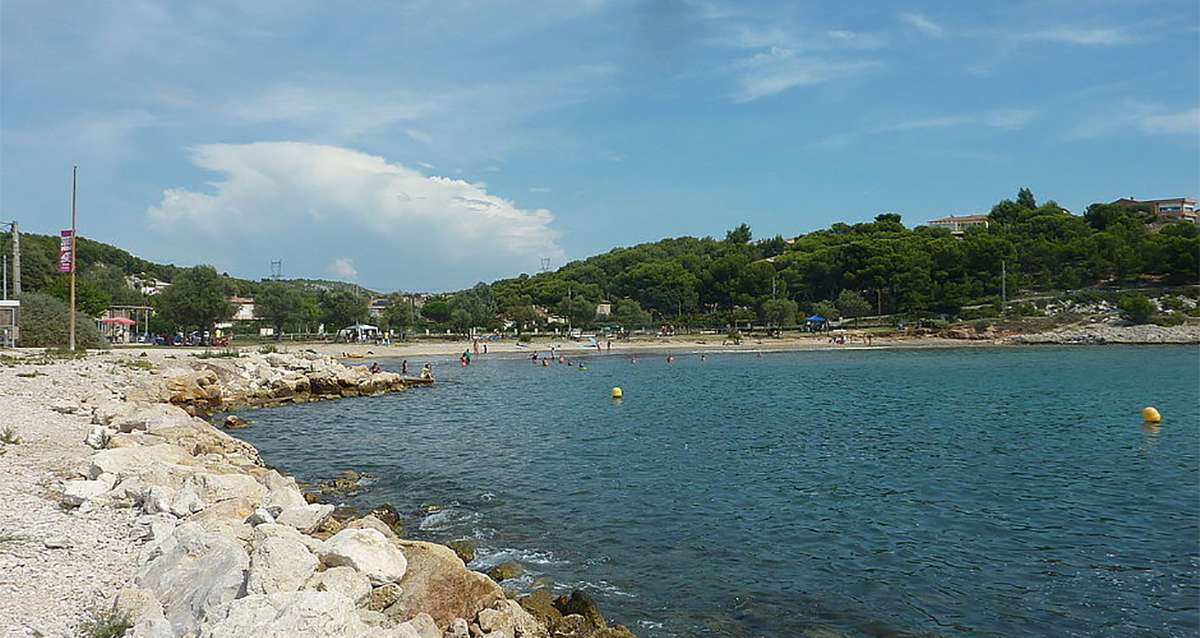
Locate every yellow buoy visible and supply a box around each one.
[611,387,623,399]
[1142,406,1162,423]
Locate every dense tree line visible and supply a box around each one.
[5,188,1196,335]
[470,189,1198,330]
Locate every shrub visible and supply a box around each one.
[80,608,131,638]
[258,344,278,354]
[1154,312,1187,327]
[1118,294,1156,324]
[517,334,532,343]
[16,293,107,349]
[0,426,19,445]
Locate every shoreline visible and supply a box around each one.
[2,349,636,638]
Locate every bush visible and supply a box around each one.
[517,334,532,343]
[80,608,131,638]
[1118,294,1156,324]
[1154,312,1187,327]
[16,293,107,349]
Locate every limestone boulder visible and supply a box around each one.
[62,476,115,507]
[518,589,563,630]
[169,480,206,517]
[305,566,371,606]
[186,497,257,540]
[247,534,319,595]
[111,403,194,433]
[85,426,113,449]
[250,523,328,556]
[555,591,606,631]
[164,369,223,409]
[135,522,250,637]
[111,587,173,638]
[195,472,268,504]
[383,540,504,629]
[365,583,402,612]
[92,399,139,426]
[345,515,399,541]
[277,504,334,534]
[199,591,392,638]
[478,599,550,638]
[320,528,407,585]
[89,444,195,481]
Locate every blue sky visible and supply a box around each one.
[2,0,1197,291]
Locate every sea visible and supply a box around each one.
[225,345,1200,638]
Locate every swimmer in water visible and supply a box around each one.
[700,354,707,361]
[667,355,675,363]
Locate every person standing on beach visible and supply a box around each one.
[401,359,409,375]
[606,339,612,351]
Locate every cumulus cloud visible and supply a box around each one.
[731,47,879,102]
[329,257,358,279]
[146,142,565,288]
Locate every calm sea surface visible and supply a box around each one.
[228,346,1200,637]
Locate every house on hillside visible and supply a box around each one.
[228,296,256,321]
[927,214,990,235]
[595,300,612,317]
[368,297,392,318]
[128,274,171,296]
[1110,197,1198,223]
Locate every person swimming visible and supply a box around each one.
[420,363,434,380]
[667,355,675,363]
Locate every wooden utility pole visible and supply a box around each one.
[69,166,78,351]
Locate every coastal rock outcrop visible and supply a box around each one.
[320,528,408,585]
[198,591,387,638]
[384,540,505,628]
[246,534,319,594]
[135,522,251,636]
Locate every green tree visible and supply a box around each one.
[16,292,107,348]
[44,275,111,318]
[421,298,451,324]
[382,299,415,334]
[811,300,840,321]
[835,289,872,324]
[761,298,797,327]
[612,299,651,328]
[256,282,304,336]
[1118,294,1155,324]
[154,266,234,333]
[725,223,753,244]
[559,296,596,327]
[1017,187,1037,210]
[318,289,367,329]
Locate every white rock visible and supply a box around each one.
[305,566,371,606]
[263,486,308,511]
[246,534,319,595]
[112,588,173,638]
[143,485,176,515]
[85,426,112,449]
[62,478,113,507]
[445,618,471,638]
[112,403,194,433]
[50,400,79,414]
[320,528,407,585]
[250,523,327,557]
[196,472,268,504]
[169,480,205,517]
[135,522,250,637]
[247,508,275,526]
[477,600,549,638]
[93,399,138,425]
[200,591,390,638]
[276,504,334,534]
[406,612,441,638]
[89,444,194,480]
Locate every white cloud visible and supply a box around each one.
[901,13,943,36]
[811,108,1039,148]
[1070,103,1199,140]
[146,142,565,285]
[329,257,358,279]
[731,47,879,102]
[1138,108,1200,135]
[1023,27,1134,46]
[404,128,433,144]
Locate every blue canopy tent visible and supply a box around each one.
[806,314,828,332]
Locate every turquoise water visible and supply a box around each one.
[229,346,1200,637]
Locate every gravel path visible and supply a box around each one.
[0,356,143,638]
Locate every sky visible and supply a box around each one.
[2,0,1198,292]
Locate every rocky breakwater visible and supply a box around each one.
[127,351,423,415]
[54,353,638,638]
[1009,322,1200,345]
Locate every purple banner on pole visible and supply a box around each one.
[58,230,73,273]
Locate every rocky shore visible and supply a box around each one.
[1008,323,1200,345]
[0,350,636,638]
